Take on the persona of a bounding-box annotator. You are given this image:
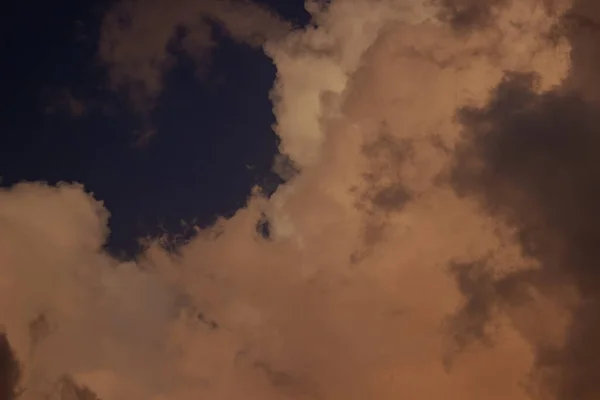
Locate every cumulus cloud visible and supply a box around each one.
[3,0,596,399]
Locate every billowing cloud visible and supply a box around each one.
[3,0,594,399]
[450,72,600,399]
[99,0,290,110]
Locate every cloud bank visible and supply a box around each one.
[5,0,600,399]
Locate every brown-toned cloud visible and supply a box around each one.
[451,70,600,399]
[43,88,87,117]
[563,0,600,99]
[436,0,509,31]
[1,0,587,399]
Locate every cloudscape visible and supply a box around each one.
[3,0,600,399]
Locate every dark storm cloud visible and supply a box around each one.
[563,0,600,99]
[0,333,21,400]
[450,70,600,399]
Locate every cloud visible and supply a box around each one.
[450,70,600,399]
[563,0,600,99]
[98,0,291,145]
[435,0,509,31]
[1,0,589,399]
[0,333,21,400]
[98,0,290,111]
[42,88,87,118]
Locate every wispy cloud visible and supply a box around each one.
[5,0,598,399]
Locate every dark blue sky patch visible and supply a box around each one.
[0,0,307,257]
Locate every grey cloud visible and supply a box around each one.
[450,70,600,399]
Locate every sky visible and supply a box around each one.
[2,0,600,399]
[1,0,308,257]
